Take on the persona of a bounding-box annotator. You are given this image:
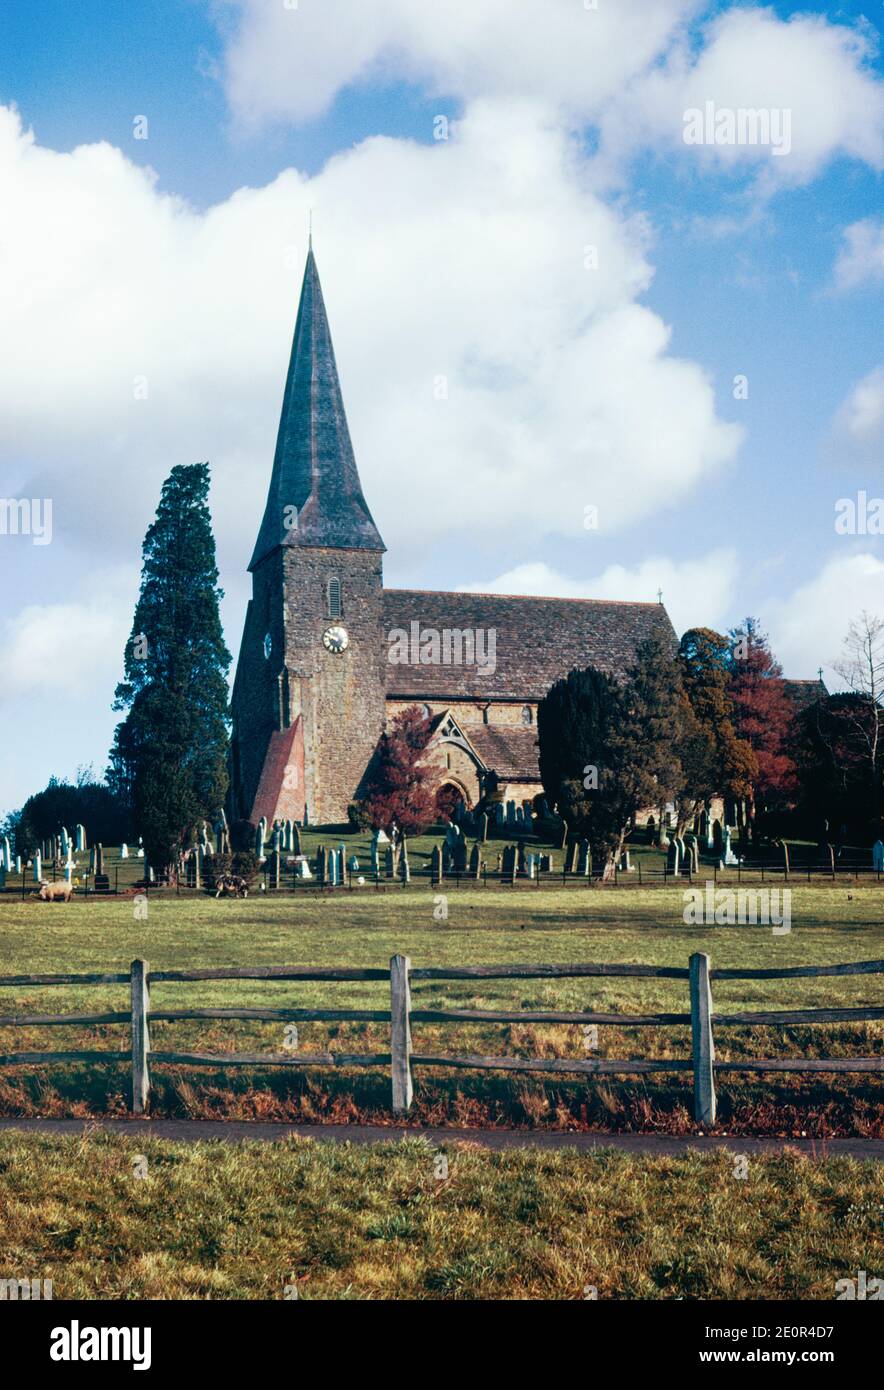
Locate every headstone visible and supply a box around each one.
[385,846,395,879]
[506,800,516,826]
[873,840,884,871]
[453,837,467,873]
[328,850,338,887]
[666,837,681,875]
[577,839,591,877]
[431,845,443,881]
[295,856,312,880]
[255,824,265,859]
[60,827,70,857]
[540,854,553,872]
[445,822,461,849]
[284,820,293,853]
[292,823,302,855]
[370,835,380,875]
[348,855,360,872]
[75,824,86,852]
[33,851,42,882]
[399,836,410,884]
[525,853,536,880]
[722,827,738,867]
[479,813,489,843]
[567,842,579,874]
[316,845,327,885]
[516,841,526,874]
[469,843,481,879]
[619,850,632,873]
[494,803,505,826]
[15,857,21,874]
[1,837,10,872]
[120,843,129,859]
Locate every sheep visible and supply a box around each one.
[34,879,74,903]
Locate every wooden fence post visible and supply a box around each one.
[689,951,716,1125]
[131,958,150,1114]
[390,954,413,1113]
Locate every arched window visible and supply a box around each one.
[327,577,342,618]
[521,705,533,725]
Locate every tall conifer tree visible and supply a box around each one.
[109,463,230,877]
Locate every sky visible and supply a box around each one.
[1,0,883,813]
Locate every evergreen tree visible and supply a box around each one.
[109,463,230,877]
[537,666,632,870]
[678,627,757,808]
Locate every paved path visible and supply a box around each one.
[0,1118,880,1159]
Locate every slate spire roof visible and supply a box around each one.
[250,246,385,569]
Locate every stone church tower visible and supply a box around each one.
[230,246,387,826]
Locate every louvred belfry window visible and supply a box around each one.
[328,577,341,618]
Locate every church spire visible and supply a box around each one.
[250,246,385,570]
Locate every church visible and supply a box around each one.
[229,247,677,827]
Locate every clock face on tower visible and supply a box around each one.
[323,624,349,654]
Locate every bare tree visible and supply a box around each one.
[833,612,884,820]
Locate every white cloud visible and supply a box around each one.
[219,2,884,192]
[221,0,695,127]
[0,101,741,577]
[460,551,740,641]
[766,552,884,684]
[829,365,884,468]
[834,218,884,291]
[0,569,134,699]
[599,7,884,188]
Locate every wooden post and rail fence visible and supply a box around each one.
[0,956,880,1125]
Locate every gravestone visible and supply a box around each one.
[525,853,536,880]
[33,851,42,882]
[577,839,591,877]
[516,841,526,875]
[120,843,129,859]
[469,843,481,879]
[292,823,302,856]
[399,837,410,884]
[479,813,489,843]
[873,840,884,871]
[666,837,680,875]
[567,842,579,874]
[619,850,632,872]
[431,845,443,881]
[294,857,312,880]
[316,845,327,885]
[453,837,467,873]
[75,824,86,852]
[722,827,738,867]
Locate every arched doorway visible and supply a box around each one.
[435,780,472,823]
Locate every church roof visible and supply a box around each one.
[383,589,677,700]
[466,724,542,780]
[250,246,385,569]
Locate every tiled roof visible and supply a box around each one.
[465,724,542,779]
[382,589,677,699]
[782,678,827,710]
[250,248,385,569]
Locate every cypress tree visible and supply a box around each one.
[109,463,231,878]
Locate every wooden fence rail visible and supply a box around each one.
[0,956,880,1123]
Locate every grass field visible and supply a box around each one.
[1,874,881,1302]
[0,1130,880,1300]
[1,881,881,1133]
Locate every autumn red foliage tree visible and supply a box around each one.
[727,618,797,827]
[351,706,438,834]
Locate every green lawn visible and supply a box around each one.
[0,1130,879,1300]
[0,884,881,1132]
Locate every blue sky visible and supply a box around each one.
[1,0,883,812]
